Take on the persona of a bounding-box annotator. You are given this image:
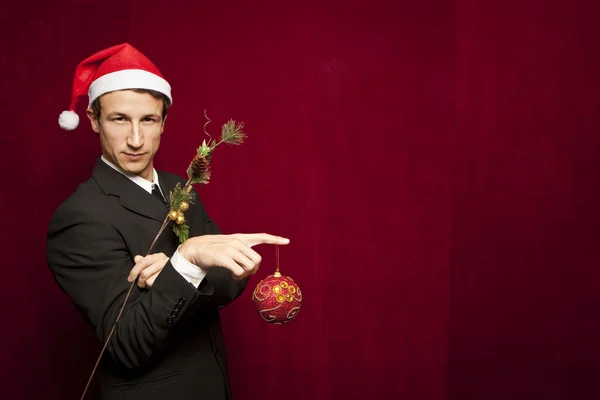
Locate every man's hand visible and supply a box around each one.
[178,234,290,280]
[128,252,169,289]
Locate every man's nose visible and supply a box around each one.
[127,122,144,148]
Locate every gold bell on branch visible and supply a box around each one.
[179,201,189,212]
[168,210,179,221]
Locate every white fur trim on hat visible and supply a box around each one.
[88,69,172,105]
[58,110,80,130]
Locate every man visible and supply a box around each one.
[47,43,289,399]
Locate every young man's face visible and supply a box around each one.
[87,90,166,181]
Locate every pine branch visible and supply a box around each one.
[221,120,246,145]
[186,119,245,185]
[169,182,195,211]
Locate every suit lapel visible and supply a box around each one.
[92,158,170,224]
[157,172,174,205]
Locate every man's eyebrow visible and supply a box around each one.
[106,112,129,118]
[105,112,161,119]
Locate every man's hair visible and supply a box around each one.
[89,88,171,121]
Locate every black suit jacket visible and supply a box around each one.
[46,158,246,399]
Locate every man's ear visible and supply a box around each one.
[86,108,100,134]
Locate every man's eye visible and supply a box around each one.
[113,117,125,122]
[143,117,156,122]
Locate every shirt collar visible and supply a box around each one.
[100,155,162,195]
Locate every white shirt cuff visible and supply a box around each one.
[170,246,207,288]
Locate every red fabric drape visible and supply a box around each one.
[1,1,599,399]
[450,1,600,398]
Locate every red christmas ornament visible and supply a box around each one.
[252,245,301,324]
[252,270,302,324]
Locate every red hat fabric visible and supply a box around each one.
[58,43,172,130]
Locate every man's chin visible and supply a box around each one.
[118,159,149,177]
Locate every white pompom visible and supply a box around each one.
[58,110,80,130]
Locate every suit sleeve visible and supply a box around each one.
[46,203,212,370]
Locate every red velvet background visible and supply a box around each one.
[2,0,599,399]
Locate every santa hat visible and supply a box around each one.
[58,43,172,130]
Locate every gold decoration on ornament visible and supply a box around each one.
[276,294,285,303]
[255,303,285,323]
[288,286,296,294]
[280,281,288,289]
[254,283,270,301]
[273,286,281,294]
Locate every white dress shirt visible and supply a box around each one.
[101,156,206,288]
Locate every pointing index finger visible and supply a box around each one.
[245,234,290,247]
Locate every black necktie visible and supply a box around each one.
[151,185,167,206]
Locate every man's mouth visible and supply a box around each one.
[124,153,145,160]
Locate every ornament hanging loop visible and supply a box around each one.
[274,237,281,277]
